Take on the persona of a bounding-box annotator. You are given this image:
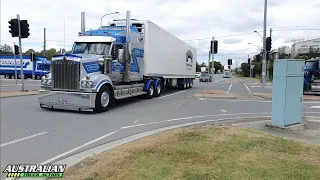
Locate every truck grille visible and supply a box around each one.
[52,60,80,91]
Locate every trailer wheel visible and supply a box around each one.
[94,86,112,113]
[145,81,154,99]
[4,74,9,79]
[154,80,162,97]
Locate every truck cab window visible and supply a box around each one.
[111,44,123,58]
[72,42,112,55]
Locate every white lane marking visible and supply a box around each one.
[159,90,186,99]
[1,132,48,148]
[220,109,227,112]
[227,84,232,93]
[244,84,252,94]
[311,106,320,109]
[40,130,119,165]
[121,112,271,129]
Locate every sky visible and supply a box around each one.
[1,0,320,68]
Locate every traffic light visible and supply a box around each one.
[8,19,19,37]
[210,40,218,54]
[248,58,251,64]
[30,53,36,62]
[266,37,272,52]
[255,54,261,62]
[14,45,19,55]
[228,59,232,65]
[20,20,30,38]
[266,52,270,61]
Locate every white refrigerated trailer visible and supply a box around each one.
[38,10,196,112]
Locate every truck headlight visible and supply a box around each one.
[41,79,46,85]
[47,79,52,86]
[81,80,94,88]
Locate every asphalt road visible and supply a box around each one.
[0,76,41,92]
[1,74,319,180]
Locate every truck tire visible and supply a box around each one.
[154,80,161,97]
[94,86,112,113]
[145,81,154,99]
[35,75,41,80]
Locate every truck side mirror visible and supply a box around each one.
[118,49,124,62]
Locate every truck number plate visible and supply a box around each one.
[58,98,67,102]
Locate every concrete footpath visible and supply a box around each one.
[232,116,320,146]
[0,90,38,98]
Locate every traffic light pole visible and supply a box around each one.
[17,14,25,92]
[261,0,267,93]
[32,52,34,79]
[211,37,215,81]
[13,42,18,84]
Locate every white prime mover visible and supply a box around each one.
[38,11,196,112]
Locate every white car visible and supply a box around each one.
[223,70,231,78]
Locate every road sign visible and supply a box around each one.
[251,65,255,69]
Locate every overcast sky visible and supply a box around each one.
[1,0,320,67]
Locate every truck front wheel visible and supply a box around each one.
[94,86,112,113]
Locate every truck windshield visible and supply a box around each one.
[72,42,112,55]
[305,61,315,69]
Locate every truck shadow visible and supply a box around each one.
[40,88,184,114]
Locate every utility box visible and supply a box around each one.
[271,59,305,127]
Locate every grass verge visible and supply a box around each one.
[61,126,320,180]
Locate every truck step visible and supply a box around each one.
[115,92,147,100]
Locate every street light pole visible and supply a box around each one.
[100,12,119,27]
[261,0,268,92]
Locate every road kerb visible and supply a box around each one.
[252,93,320,101]
[0,90,39,98]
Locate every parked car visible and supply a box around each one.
[196,72,201,78]
[199,74,212,82]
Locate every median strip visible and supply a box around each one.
[0,90,39,98]
[61,121,320,180]
[193,90,236,99]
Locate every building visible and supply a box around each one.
[291,38,320,57]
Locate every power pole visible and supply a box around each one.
[261,0,267,93]
[43,28,46,56]
[249,54,251,78]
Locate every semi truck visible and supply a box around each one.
[303,58,320,93]
[38,10,197,112]
[0,55,51,80]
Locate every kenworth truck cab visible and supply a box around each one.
[303,58,320,93]
[38,10,196,112]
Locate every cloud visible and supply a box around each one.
[1,0,319,69]
[223,38,242,44]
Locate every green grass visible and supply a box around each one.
[63,126,320,180]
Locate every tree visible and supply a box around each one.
[209,61,223,73]
[196,62,201,72]
[0,44,13,54]
[24,48,37,55]
[45,48,59,60]
[240,63,250,77]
